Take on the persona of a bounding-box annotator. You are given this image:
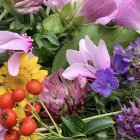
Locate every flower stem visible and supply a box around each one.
[38,99,62,136]
[82,111,122,122]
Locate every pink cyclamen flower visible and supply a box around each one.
[0,31,33,76]
[44,0,80,9]
[115,0,140,32]
[62,36,111,80]
[11,0,44,14]
[78,0,117,23]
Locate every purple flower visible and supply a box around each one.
[115,0,140,32]
[115,100,140,139]
[112,54,131,75]
[90,68,119,97]
[62,36,111,80]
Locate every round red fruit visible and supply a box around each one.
[0,92,15,109]
[26,79,43,95]
[19,117,37,136]
[0,109,17,129]
[25,103,41,117]
[4,129,19,140]
[12,87,26,102]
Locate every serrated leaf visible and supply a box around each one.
[43,14,63,34]
[61,3,72,17]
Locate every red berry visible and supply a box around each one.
[19,117,37,136]
[4,129,19,140]
[25,103,41,117]
[12,87,26,102]
[26,79,43,95]
[0,92,15,109]
[0,109,17,129]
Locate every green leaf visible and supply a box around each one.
[95,131,108,140]
[52,23,139,72]
[61,115,86,137]
[84,117,114,135]
[43,14,63,34]
[61,3,72,17]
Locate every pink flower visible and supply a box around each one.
[0,31,33,76]
[62,36,110,80]
[115,0,140,32]
[44,0,79,9]
[11,0,45,14]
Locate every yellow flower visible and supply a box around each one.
[0,53,48,95]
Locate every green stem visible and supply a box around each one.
[39,99,62,136]
[82,111,122,122]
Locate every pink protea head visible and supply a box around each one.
[10,0,44,14]
[39,69,87,122]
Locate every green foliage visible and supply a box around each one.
[52,23,139,72]
[61,115,114,139]
[43,14,63,34]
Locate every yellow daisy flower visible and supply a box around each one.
[0,53,48,95]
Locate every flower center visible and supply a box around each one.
[4,69,31,91]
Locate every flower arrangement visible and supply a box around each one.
[0,0,140,139]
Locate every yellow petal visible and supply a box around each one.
[0,86,6,95]
[20,54,29,68]
[20,136,31,140]
[14,108,26,119]
[1,66,8,75]
[19,100,27,107]
[0,76,4,83]
[32,70,48,80]
[26,57,38,71]
[30,64,41,74]
[30,134,41,140]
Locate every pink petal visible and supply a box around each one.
[8,52,24,76]
[115,0,140,31]
[96,9,118,25]
[93,40,110,69]
[62,63,96,80]
[66,49,87,65]
[79,36,97,61]
[78,0,117,22]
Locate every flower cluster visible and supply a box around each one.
[115,99,140,139]
[39,69,87,122]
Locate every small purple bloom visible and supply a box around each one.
[90,68,119,97]
[134,125,140,136]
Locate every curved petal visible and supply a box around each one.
[96,9,118,25]
[66,49,87,65]
[62,63,96,80]
[0,39,32,52]
[115,0,140,31]
[79,36,97,61]
[0,31,21,46]
[93,40,110,69]
[8,52,24,76]
[78,0,117,22]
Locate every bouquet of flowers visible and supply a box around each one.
[0,0,140,140]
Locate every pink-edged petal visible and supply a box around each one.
[0,39,32,52]
[62,63,96,80]
[96,9,118,25]
[0,31,21,46]
[115,0,140,31]
[8,52,24,76]
[66,49,87,65]
[78,0,117,22]
[79,36,97,61]
[93,40,110,69]
[28,51,35,59]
